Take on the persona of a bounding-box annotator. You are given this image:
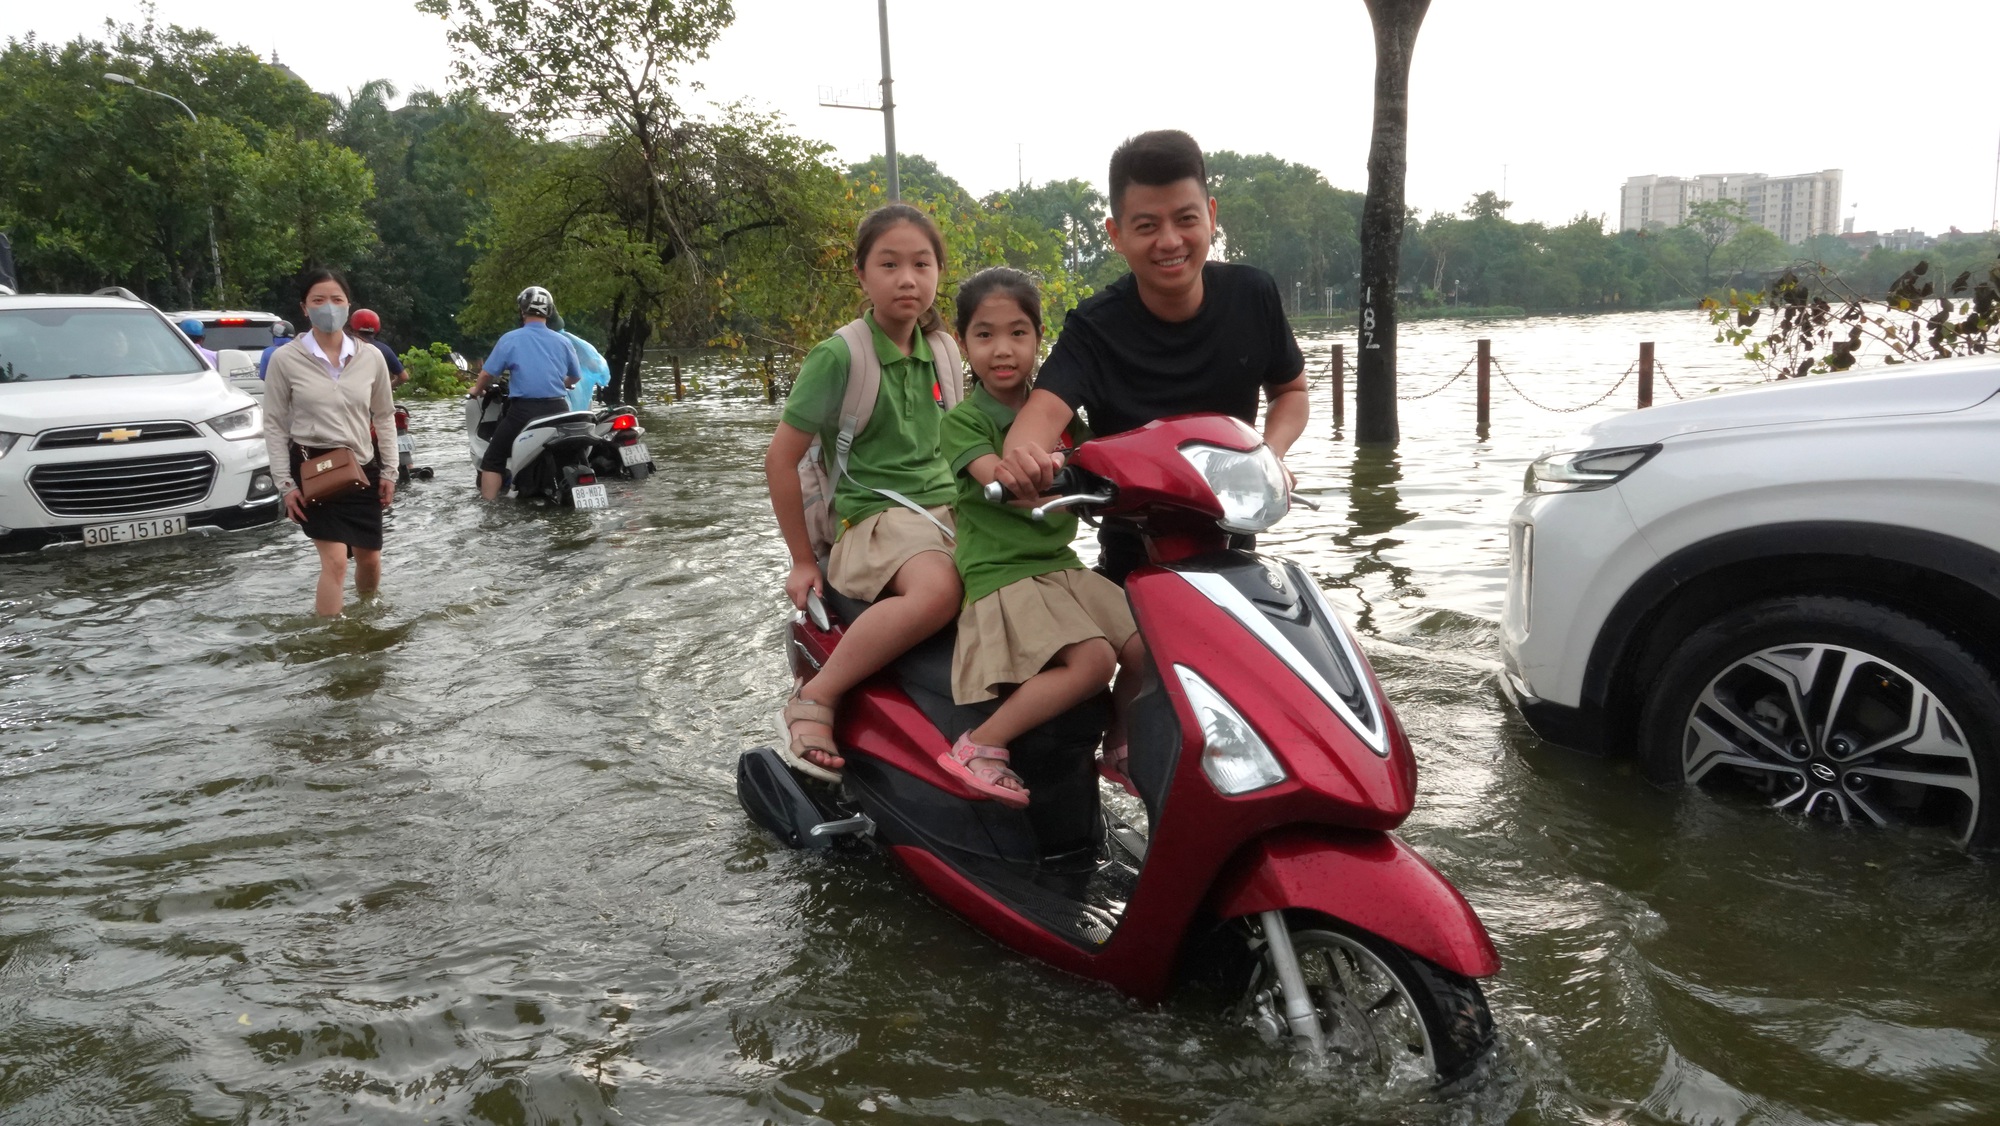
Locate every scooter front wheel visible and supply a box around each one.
[1238,913,1493,1088]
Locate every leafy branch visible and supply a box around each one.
[1702,256,2000,378]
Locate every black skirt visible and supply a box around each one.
[291,446,385,550]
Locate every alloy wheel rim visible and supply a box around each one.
[1681,643,1982,846]
[1248,930,1435,1080]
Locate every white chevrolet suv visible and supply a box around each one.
[1500,356,2000,849]
[0,290,282,552]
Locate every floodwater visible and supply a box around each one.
[3,310,1997,1124]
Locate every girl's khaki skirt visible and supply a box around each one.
[952,568,1138,704]
[827,505,956,601]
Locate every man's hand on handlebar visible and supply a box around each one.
[993,443,1062,499]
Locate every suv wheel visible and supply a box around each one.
[1638,596,1998,849]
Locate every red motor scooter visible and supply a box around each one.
[737,414,1500,1085]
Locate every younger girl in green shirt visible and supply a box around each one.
[937,268,1149,807]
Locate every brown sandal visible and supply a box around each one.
[778,692,843,783]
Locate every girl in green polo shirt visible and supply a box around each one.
[936,268,1148,808]
[765,205,965,782]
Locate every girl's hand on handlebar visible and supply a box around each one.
[784,560,823,610]
[994,444,1060,498]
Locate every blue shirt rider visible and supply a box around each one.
[465,285,580,500]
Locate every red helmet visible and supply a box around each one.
[350,308,382,333]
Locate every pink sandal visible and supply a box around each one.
[938,733,1031,809]
[1098,741,1140,798]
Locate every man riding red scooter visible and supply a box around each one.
[739,413,1500,1086]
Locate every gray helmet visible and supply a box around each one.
[516,285,556,320]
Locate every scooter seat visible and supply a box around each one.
[825,582,1108,858]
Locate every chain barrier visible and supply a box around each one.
[1396,356,1474,401]
[1492,358,1635,414]
[1655,361,1685,400]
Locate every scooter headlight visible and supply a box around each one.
[1175,665,1287,795]
[205,405,262,441]
[1179,442,1288,534]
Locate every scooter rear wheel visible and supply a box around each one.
[1238,914,1493,1088]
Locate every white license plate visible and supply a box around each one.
[397,434,416,454]
[82,515,188,547]
[570,483,609,509]
[618,442,651,467]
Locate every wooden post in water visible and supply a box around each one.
[672,354,683,401]
[1475,338,1491,438]
[763,352,776,404]
[1330,344,1345,431]
[1638,341,1655,409]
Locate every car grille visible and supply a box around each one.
[34,421,203,450]
[28,452,218,518]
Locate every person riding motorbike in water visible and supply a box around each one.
[466,286,580,500]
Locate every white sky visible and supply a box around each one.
[17,0,2000,235]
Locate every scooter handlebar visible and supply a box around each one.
[981,465,1083,505]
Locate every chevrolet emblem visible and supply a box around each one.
[99,428,142,442]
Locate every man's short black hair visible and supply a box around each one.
[1108,130,1207,219]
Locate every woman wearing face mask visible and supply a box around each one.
[261,268,396,616]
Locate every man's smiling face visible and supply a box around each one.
[1106,178,1215,304]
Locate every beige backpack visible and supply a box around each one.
[798,317,965,562]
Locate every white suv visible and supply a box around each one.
[1500,357,2000,849]
[0,290,282,551]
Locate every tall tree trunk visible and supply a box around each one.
[605,295,633,402]
[1355,0,1430,446]
[618,313,651,405]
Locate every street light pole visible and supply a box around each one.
[877,0,898,202]
[104,72,225,304]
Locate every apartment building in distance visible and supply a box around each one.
[1619,169,1843,243]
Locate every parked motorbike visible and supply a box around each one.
[464,380,608,508]
[393,403,434,486]
[737,414,1500,1086]
[586,404,654,482]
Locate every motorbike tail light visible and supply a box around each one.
[611,414,637,431]
[1174,665,1287,795]
[579,474,596,485]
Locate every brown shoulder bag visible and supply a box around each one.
[297,446,370,505]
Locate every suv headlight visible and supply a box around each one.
[1176,665,1287,795]
[1526,444,1659,494]
[206,405,262,441]
[1179,441,1288,534]
[0,433,21,460]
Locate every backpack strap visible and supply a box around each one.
[829,318,954,541]
[926,329,965,409]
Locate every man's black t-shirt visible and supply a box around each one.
[1036,262,1303,437]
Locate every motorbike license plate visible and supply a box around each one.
[397,434,416,454]
[571,483,609,509]
[618,442,651,467]
[82,514,188,547]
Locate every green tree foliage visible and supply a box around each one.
[988,179,1110,279]
[1686,198,1748,287]
[0,19,363,308]
[847,154,967,205]
[399,341,472,399]
[1207,151,1362,311]
[331,83,523,349]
